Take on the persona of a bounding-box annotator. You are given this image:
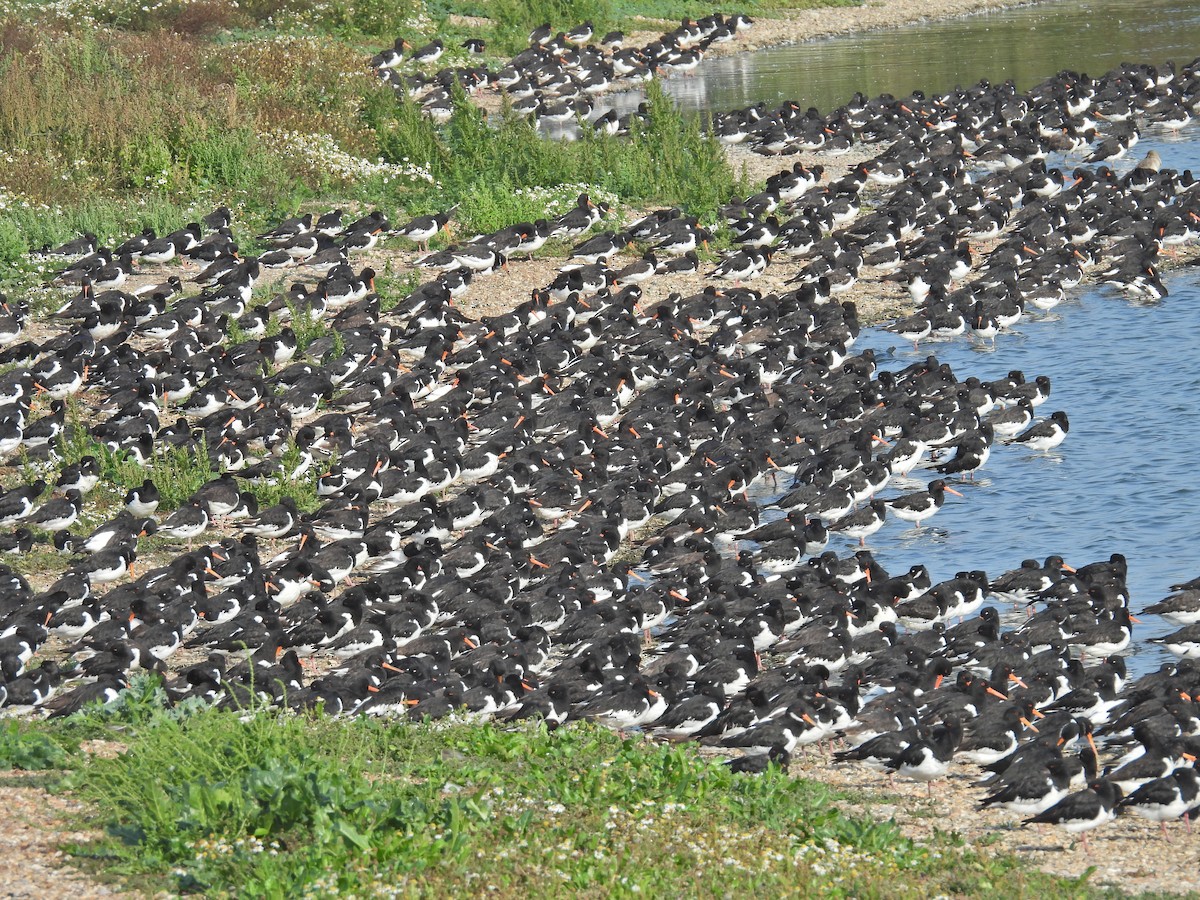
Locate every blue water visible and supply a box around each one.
[607,0,1200,120]
[847,274,1200,671]
[595,3,1200,675]
[794,127,1200,675]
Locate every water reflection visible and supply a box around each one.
[842,251,1200,678]
[598,0,1200,120]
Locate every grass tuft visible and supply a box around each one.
[377,81,742,231]
[52,699,1102,898]
[0,720,71,770]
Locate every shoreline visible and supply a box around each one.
[630,0,1048,57]
[439,0,1066,328]
[283,4,1200,891]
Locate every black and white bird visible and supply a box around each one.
[980,758,1076,817]
[829,499,887,546]
[158,502,210,548]
[26,489,84,531]
[885,479,962,528]
[1024,779,1122,852]
[1119,768,1200,840]
[1005,410,1070,452]
[124,480,161,517]
[885,718,964,794]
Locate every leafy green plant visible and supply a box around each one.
[67,706,1093,897]
[286,0,427,38]
[476,0,617,56]
[0,721,71,770]
[53,425,215,513]
[373,81,740,231]
[242,440,324,512]
[0,218,26,265]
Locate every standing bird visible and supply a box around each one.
[885,479,963,528]
[158,502,210,549]
[124,480,161,517]
[1005,410,1070,452]
[885,717,964,795]
[932,423,994,480]
[886,311,932,351]
[371,37,411,70]
[1119,768,1200,840]
[0,480,46,525]
[1024,779,1122,852]
[396,211,453,252]
[829,499,887,546]
[57,456,101,494]
[409,39,445,66]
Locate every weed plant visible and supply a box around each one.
[54,424,217,510]
[0,720,71,769]
[0,26,399,266]
[0,18,741,272]
[56,699,1103,898]
[375,82,741,227]
[42,420,322,519]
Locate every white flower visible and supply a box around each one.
[262,129,433,185]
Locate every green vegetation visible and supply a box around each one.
[16,417,323,529]
[374,83,742,227]
[52,424,218,511]
[0,720,71,770]
[0,691,1095,897]
[0,0,812,276]
[0,0,426,38]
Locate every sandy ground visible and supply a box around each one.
[0,776,129,900]
[739,746,1200,895]
[629,0,1042,53]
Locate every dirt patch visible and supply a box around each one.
[669,0,1043,55]
[0,776,131,900]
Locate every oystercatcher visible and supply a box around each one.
[1005,410,1070,452]
[1024,779,1122,852]
[885,479,963,528]
[1119,768,1200,840]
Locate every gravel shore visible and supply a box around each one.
[751,747,1200,895]
[0,776,129,900]
[630,0,1043,54]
